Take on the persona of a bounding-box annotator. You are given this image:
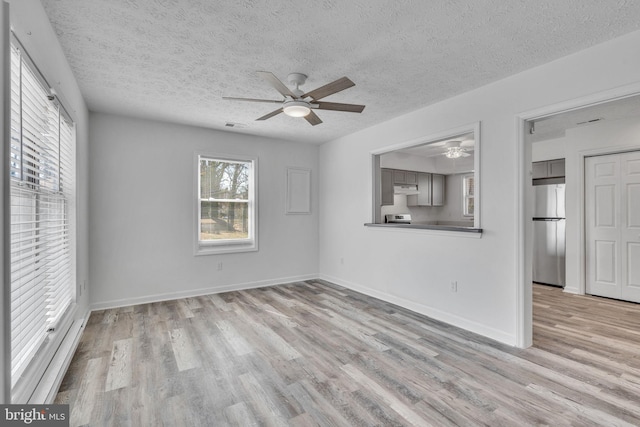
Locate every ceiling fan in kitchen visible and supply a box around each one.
[223,71,365,126]
[442,141,471,159]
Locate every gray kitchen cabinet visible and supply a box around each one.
[432,173,445,206]
[407,172,445,206]
[407,172,432,206]
[405,171,417,185]
[533,159,565,179]
[393,169,417,185]
[393,170,405,184]
[532,162,549,179]
[381,168,394,206]
[393,170,406,184]
[548,159,565,178]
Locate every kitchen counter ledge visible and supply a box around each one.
[364,223,482,234]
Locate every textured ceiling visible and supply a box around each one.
[39,0,640,144]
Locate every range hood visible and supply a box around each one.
[394,184,419,195]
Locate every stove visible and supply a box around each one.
[384,213,412,224]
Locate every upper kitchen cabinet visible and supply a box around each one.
[432,174,445,206]
[381,168,394,206]
[407,172,432,206]
[393,170,417,185]
[532,159,565,179]
[407,172,445,206]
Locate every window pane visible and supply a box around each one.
[200,159,249,200]
[466,197,475,216]
[464,175,474,196]
[200,201,249,240]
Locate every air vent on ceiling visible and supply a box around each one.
[225,122,247,128]
[576,117,604,125]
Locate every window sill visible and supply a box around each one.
[364,222,482,237]
[195,241,258,256]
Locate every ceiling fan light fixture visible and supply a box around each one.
[445,147,464,159]
[283,100,311,117]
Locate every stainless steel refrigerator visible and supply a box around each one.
[533,183,566,287]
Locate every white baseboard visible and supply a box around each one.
[562,285,581,295]
[90,274,318,311]
[319,274,517,346]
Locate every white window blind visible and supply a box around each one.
[463,174,475,217]
[9,41,75,390]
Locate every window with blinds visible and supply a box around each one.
[463,174,475,217]
[9,41,76,392]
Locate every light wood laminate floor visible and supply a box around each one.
[55,281,640,426]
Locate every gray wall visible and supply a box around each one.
[88,113,319,308]
[318,30,640,346]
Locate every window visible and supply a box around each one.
[9,39,76,398]
[195,153,257,255]
[463,174,475,216]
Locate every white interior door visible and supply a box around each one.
[585,151,640,302]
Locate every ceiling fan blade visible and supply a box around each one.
[304,110,323,126]
[256,108,283,121]
[256,71,296,98]
[223,96,283,104]
[315,101,365,113]
[303,77,355,100]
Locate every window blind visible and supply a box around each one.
[9,42,75,390]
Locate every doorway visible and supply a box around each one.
[518,90,640,348]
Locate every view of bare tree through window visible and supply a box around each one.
[199,158,250,241]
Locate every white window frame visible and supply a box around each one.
[463,173,475,217]
[194,152,258,255]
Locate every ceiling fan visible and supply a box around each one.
[223,71,365,126]
[442,141,471,159]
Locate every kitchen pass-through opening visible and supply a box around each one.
[370,123,481,233]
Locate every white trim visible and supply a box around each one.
[515,81,640,349]
[89,274,318,311]
[320,274,516,346]
[515,117,532,349]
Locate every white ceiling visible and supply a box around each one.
[39,0,640,144]
[529,94,640,142]
[396,132,475,158]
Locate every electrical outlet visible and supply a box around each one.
[217,262,223,271]
[451,281,458,292]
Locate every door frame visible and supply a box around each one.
[515,82,640,348]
